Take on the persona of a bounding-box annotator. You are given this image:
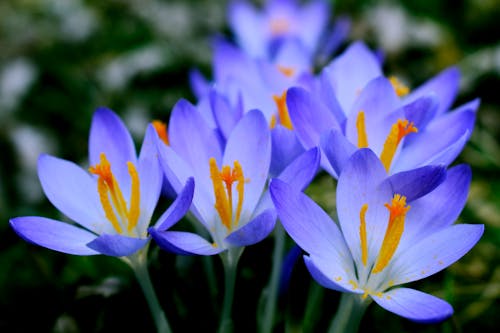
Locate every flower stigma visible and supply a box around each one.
[209,158,247,231]
[372,194,410,274]
[379,119,418,172]
[89,153,141,235]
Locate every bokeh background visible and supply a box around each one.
[0,0,498,332]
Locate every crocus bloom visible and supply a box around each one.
[286,42,479,176]
[228,0,331,58]
[270,149,483,322]
[10,108,194,257]
[149,99,319,255]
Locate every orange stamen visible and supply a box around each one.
[356,111,369,148]
[152,120,169,145]
[389,76,410,97]
[272,91,293,130]
[380,119,418,172]
[359,204,369,266]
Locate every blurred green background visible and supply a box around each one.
[0,0,498,332]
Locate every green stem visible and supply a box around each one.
[128,250,172,333]
[259,223,286,333]
[218,248,243,333]
[328,293,370,333]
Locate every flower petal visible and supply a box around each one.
[276,147,320,191]
[38,154,106,234]
[404,164,471,241]
[211,90,242,142]
[149,229,224,256]
[155,177,195,231]
[225,208,276,246]
[270,125,305,177]
[89,107,136,183]
[10,217,98,255]
[320,129,357,177]
[373,288,453,323]
[405,66,459,116]
[270,179,353,271]
[385,165,446,202]
[304,255,360,293]
[323,41,382,112]
[390,224,484,285]
[402,94,439,133]
[87,234,149,257]
[287,86,340,149]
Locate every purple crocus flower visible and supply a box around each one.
[286,42,479,176]
[270,149,484,323]
[10,108,194,257]
[149,100,319,255]
[228,0,331,58]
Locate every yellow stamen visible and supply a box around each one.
[152,120,169,146]
[379,119,418,172]
[209,158,246,231]
[372,194,410,274]
[277,65,295,78]
[359,204,369,266]
[89,153,141,235]
[272,91,293,130]
[356,111,369,148]
[389,76,410,97]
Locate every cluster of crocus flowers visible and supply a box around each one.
[9,0,484,332]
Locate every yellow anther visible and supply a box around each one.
[277,65,296,78]
[209,158,246,231]
[359,204,369,266]
[272,91,293,130]
[89,153,141,235]
[356,111,369,148]
[152,120,169,146]
[372,194,410,274]
[380,119,418,172]
[389,76,410,97]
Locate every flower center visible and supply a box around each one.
[270,17,290,36]
[358,195,410,276]
[209,158,247,231]
[89,153,140,235]
[356,111,418,172]
[270,91,293,130]
[152,120,169,145]
[389,76,410,97]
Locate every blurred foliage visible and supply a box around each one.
[0,0,498,332]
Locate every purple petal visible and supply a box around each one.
[89,107,136,183]
[373,288,453,323]
[155,177,195,231]
[390,224,484,285]
[402,95,439,133]
[189,69,210,99]
[10,217,98,255]
[304,256,360,293]
[149,229,224,256]
[270,125,305,177]
[320,129,356,177]
[404,164,471,240]
[87,234,149,257]
[287,87,340,149]
[225,208,276,246]
[405,67,460,116]
[385,165,446,202]
[227,1,264,57]
[211,90,242,142]
[38,154,105,234]
[270,179,353,274]
[324,41,382,112]
[277,147,320,191]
